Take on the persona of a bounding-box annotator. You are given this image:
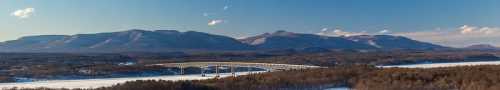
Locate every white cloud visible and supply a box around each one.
[317,28,367,37]
[223,5,230,11]
[460,25,475,34]
[315,25,500,47]
[208,20,224,26]
[203,13,209,17]
[317,28,393,37]
[395,25,500,47]
[378,29,391,34]
[203,12,216,17]
[11,8,35,19]
[459,25,499,35]
[320,28,329,32]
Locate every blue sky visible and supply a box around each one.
[2,0,500,47]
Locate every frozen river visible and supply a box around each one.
[0,72,263,89]
[380,60,500,68]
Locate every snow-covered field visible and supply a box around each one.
[0,71,264,89]
[380,61,500,68]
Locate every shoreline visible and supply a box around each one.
[0,71,265,89]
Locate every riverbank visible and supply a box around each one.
[0,71,264,89]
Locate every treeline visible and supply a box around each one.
[0,53,144,82]
[141,50,500,66]
[354,65,500,90]
[251,51,500,66]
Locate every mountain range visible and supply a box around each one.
[0,30,449,52]
[239,30,376,50]
[464,44,500,50]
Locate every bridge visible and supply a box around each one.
[150,62,321,77]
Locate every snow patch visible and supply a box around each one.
[63,36,79,44]
[251,38,267,45]
[367,40,382,48]
[131,33,143,42]
[89,39,113,48]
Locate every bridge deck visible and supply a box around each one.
[151,62,321,71]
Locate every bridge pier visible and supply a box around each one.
[266,64,272,72]
[215,65,220,78]
[246,65,252,74]
[230,65,235,77]
[179,66,184,75]
[200,66,206,77]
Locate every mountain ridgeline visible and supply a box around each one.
[0,30,448,52]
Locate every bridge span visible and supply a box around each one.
[150,62,321,77]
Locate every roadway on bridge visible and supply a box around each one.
[151,62,322,77]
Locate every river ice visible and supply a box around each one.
[0,72,264,89]
[379,61,500,68]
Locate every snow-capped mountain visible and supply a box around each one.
[464,44,499,50]
[239,30,376,50]
[0,30,253,52]
[343,35,448,50]
[0,30,449,52]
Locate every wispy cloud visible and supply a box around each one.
[396,25,500,47]
[11,8,35,19]
[208,19,224,26]
[203,12,216,17]
[317,28,367,37]
[458,25,498,35]
[315,25,500,47]
[378,29,391,34]
[223,5,230,11]
[317,28,392,36]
